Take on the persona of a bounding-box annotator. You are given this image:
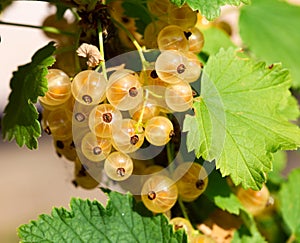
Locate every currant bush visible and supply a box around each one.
[2,0,300,242]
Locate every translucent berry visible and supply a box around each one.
[236,184,270,216]
[81,132,112,162]
[170,217,194,240]
[173,162,208,202]
[45,108,72,140]
[145,116,174,146]
[111,119,145,153]
[141,175,178,213]
[39,69,71,109]
[186,27,204,54]
[104,151,133,181]
[165,80,193,112]
[155,50,201,83]
[144,20,168,49]
[71,70,106,105]
[88,104,122,138]
[129,99,160,123]
[106,69,143,111]
[147,0,170,20]
[157,25,189,51]
[167,4,197,30]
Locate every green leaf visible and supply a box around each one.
[201,27,235,56]
[239,0,300,88]
[18,190,187,243]
[2,42,56,149]
[279,95,300,121]
[279,168,300,241]
[232,209,267,243]
[204,169,243,215]
[267,151,287,185]
[232,224,267,243]
[122,1,153,35]
[185,0,250,20]
[183,48,300,190]
[169,0,186,7]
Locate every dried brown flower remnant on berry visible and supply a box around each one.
[76,43,103,67]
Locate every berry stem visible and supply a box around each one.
[178,197,191,222]
[146,89,163,99]
[111,18,149,71]
[166,142,174,168]
[0,20,76,36]
[69,8,81,21]
[166,141,190,221]
[287,234,296,243]
[135,89,149,133]
[166,140,178,175]
[96,21,108,81]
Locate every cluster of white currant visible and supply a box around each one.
[39,58,208,197]
[39,0,207,221]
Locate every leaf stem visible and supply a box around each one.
[111,18,149,71]
[0,20,76,36]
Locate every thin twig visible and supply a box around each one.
[0,20,76,36]
[97,21,107,81]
